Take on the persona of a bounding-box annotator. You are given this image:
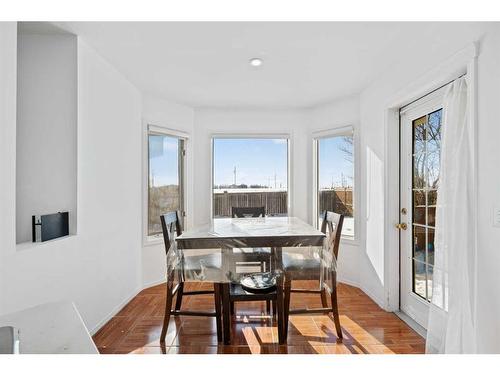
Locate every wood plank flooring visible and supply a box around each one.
[93,282,425,354]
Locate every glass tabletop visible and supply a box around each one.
[167,217,334,285]
[176,217,325,249]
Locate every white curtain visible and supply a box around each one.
[426,76,476,353]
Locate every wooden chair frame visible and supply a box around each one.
[230,206,274,315]
[220,269,286,345]
[283,210,344,340]
[159,211,222,343]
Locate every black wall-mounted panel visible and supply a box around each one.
[32,212,69,242]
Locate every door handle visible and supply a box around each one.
[395,223,407,230]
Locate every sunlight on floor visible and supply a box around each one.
[93,283,424,354]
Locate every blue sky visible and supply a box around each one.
[149,135,354,189]
[213,138,288,188]
[149,134,179,186]
[318,136,353,189]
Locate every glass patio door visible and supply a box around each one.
[399,88,444,329]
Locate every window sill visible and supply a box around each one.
[340,236,359,247]
[16,234,77,252]
[143,236,164,248]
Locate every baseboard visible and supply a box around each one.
[90,279,165,335]
[359,285,386,310]
[394,310,427,338]
[337,276,360,289]
[89,286,141,335]
[142,278,165,290]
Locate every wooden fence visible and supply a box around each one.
[213,188,353,218]
[213,191,288,217]
[318,188,353,217]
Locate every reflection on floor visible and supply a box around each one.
[93,282,425,354]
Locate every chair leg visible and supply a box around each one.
[271,300,277,318]
[174,281,184,311]
[320,288,329,309]
[214,283,223,343]
[160,281,174,343]
[330,275,342,340]
[283,278,292,341]
[276,275,285,345]
[264,257,272,315]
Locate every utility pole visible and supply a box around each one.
[233,166,237,186]
[274,172,277,189]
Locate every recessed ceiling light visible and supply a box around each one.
[249,58,263,67]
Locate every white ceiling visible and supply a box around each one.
[55,22,488,108]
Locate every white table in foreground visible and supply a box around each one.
[177,216,325,249]
[0,301,98,354]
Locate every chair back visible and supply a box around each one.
[320,211,344,259]
[231,206,266,218]
[160,211,183,256]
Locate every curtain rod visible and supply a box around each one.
[399,73,466,113]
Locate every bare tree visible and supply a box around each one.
[338,136,354,185]
[339,136,353,164]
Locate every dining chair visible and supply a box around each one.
[231,206,273,314]
[231,206,266,218]
[221,269,286,345]
[282,210,344,340]
[159,211,223,343]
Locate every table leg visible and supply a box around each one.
[276,273,285,344]
[275,246,283,270]
[214,283,223,343]
[221,283,231,345]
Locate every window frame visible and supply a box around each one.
[143,122,189,246]
[210,133,291,219]
[312,125,359,244]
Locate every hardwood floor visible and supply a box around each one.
[93,282,425,354]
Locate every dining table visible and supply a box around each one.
[175,216,326,344]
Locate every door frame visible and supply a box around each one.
[382,43,478,315]
[399,89,445,328]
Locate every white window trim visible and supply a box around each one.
[142,121,189,247]
[312,124,359,245]
[209,133,292,219]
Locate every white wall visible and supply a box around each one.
[141,94,195,287]
[0,23,143,334]
[3,21,500,352]
[475,26,500,353]
[16,32,77,243]
[0,23,18,279]
[358,23,500,352]
[308,96,361,287]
